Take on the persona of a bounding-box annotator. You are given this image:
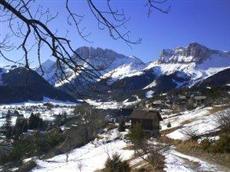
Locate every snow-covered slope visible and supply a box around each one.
[36,59,59,85]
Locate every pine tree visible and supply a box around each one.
[127,123,145,149]
[3,111,12,139]
[118,120,125,132]
[14,116,28,139]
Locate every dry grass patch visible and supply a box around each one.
[180,119,194,125]
[177,147,230,169]
[122,144,135,150]
[175,139,230,169]
[208,104,230,114]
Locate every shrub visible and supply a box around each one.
[211,134,230,153]
[0,129,64,164]
[28,113,45,130]
[1,139,34,163]
[18,160,37,172]
[182,128,199,141]
[0,143,13,164]
[118,120,125,132]
[2,111,12,139]
[200,138,212,151]
[217,112,230,133]
[46,128,64,147]
[54,113,67,126]
[146,149,165,170]
[167,122,171,128]
[13,116,28,139]
[104,153,131,172]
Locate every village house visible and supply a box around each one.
[129,109,162,137]
[194,95,207,105]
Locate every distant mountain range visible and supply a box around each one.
[37,43,230,99]
[0,42,229,103]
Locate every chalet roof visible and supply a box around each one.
[178,95,187,99]
[194,96,206,100]
[130,110,162,121]
[152,100,162,105]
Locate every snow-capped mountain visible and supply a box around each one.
[36,59,58,85]
[144,42,230,87]
[36,43,230,101]
[94,42,230,100]
[158,42,215,63]
[37,46,145,87]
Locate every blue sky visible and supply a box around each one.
[1,0,230,66]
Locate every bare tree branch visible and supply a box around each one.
[0,0,170,92]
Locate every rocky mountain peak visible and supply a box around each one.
[186,42,210,59]
[158,42,218,64]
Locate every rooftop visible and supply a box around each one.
[130,110,162,121]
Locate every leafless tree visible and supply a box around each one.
[217,110,230,132]
[0,0,170,87]
[135,141,168,170]
[182,127,199,141]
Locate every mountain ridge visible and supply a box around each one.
[0,67,76,103]
[35,42,230,101]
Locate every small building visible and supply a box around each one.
[194,95,206,105]
[130,110,162,137]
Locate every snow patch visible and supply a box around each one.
[145,90,154,98]
[143,81,157,90]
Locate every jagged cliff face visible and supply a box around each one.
[159,42,222,64]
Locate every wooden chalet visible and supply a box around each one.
[130,110,162,137]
